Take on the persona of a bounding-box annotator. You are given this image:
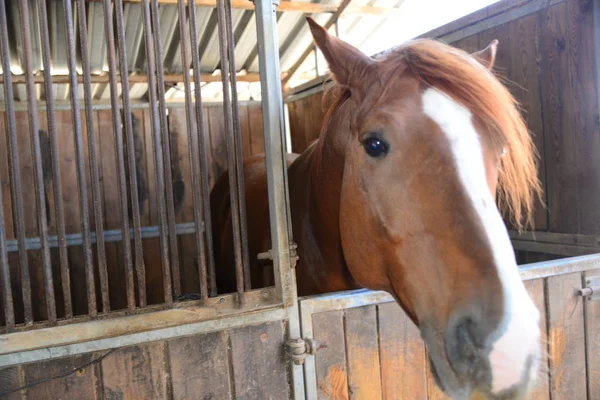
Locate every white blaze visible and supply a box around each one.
[421,87,540,393]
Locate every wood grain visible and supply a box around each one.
[312,310,350,400]
[378,302,427,400]
[101,342,169,400]
[523,278,550,400]
[0,366,23,400]
[230,321,289,399]
[247,105,265,156]
[344,305,382,399]
[547,272,587,399]
[168,331,232,400]
[584,268,600,399]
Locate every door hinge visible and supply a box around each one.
[257,242,299,268]
[285,338,320,365]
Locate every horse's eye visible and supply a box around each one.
[363,137,389,158]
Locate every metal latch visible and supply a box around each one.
[578,275,600,300]
[257,242,299,268]
[285,338,320,365]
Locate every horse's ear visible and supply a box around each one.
[306,17,372,87]
[471,39,498,70]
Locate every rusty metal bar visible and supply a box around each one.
[176,0,203,298]
[1,72,265,84]
[63,0,97,317]
[0,0,31,324]
[101,0,136,310]
[140,0,172,303]
[188,0,213,299]
[18,0,57,323]
[0,161,13,328]
[150,0,176,304]
[216,0,245,303]
[114,0,147,307]
[37,0,73,319]
[224,0,251,291]
[76,0,110,313]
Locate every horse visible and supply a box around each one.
[210,17,543,399]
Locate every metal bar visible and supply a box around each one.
[0,159,13,329]
[188,0,213,299]
[37,0,73,319]
[114,0,147,308]
[176,0,203,298]
[101,0,136,310]
[140,0,172,304]
[6,223,199,253]
[254,0,304,398]
[0,100,263,112]
[18,0,57,323]
[76,0,110,313]
[1,72,267,84]
[150,0,176,304]
[281,0,354,87]
[63,0,97,317]
[224,0,251,291]
[0,0,32,325]
[216,0,246,304]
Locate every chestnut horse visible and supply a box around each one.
[210,18,543,399]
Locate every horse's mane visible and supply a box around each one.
[321,39,542,230]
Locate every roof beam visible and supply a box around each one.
[87,0,396,17]
[1,72,271,84]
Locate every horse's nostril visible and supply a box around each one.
[446,317,483,378]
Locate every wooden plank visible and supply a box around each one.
[207,107,228,189]
[344,305,382,399]
[0,366,23,400]
[230,321,289,399]
[538,2,580,233]
[247,104,265,156]
[378,302,427,400]
[101,342,169,400]
[287,99,306,153]
[547,272,587,399]
[237,106,252,158]
[567,0,600,235]
[168,331,232,400]
[312,310,350,400]
[22,354,99,399]
[523,278,550,400]
[425,356,451,400]
[450,34,480,54]
[585,268,600,399]
[97,109,126,311]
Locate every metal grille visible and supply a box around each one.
[0,0,263,331]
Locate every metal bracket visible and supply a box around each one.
[257,242,299,268]
[578,275,600,300]
[285,338,320,365]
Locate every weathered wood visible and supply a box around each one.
[451,34,480,54]
[312,310,350,400]
[101,342,169,400]
[168,331,232,400]
[585,268,600,399]
[344,305,382,399]
[523,278,550,400]
[547,272,587,399]
[207,107,228,190]
[378,302,427,400]
[230,321,289,399]
[247,105,265,156]
[238,106,253,158]
[22,354,99,399]
[0,366,23,400]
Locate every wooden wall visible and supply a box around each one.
[0,320,290,400]
[286,0,600,241]
[0,103,265,324]
[305,270,599,400]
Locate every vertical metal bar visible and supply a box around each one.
[114,0,147,307]
[224,0,251,291]
[18,0,57,323]
[38,0,73,318]
[76,0,110,313]
[140,0,172,303]
[101,0,136,310]
[216,0,245,304]
[63,0,97,317]
[254,0,304,398]
[0,0,32,324]
[0,156,13,328]
[150,0,177,302]
[176,0,203,299]
[187,0,211,299]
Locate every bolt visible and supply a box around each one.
[219,297,225,304]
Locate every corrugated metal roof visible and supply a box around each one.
[0,0,497,102]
